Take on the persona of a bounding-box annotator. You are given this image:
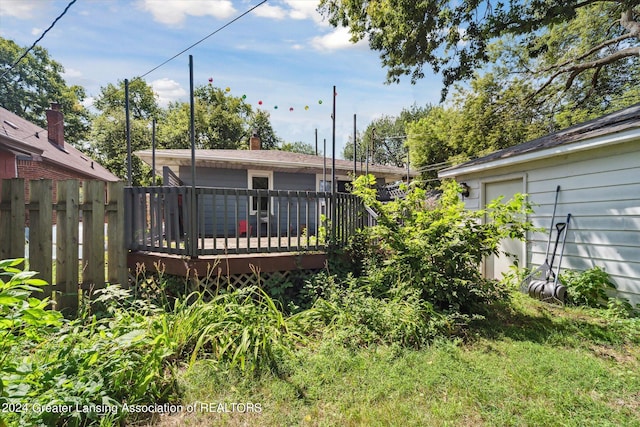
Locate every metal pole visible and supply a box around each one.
[151,118,156,185]
[315,128,318,156]
[331,86,337,242]
[323,138,326,190]
[125,78,131,186]
[367,127,372,177]
[353,113,356,177]
[331,86,336,193]
[323,137,327,220]
[189,55,197,258]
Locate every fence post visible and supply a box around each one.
[107,181,127,287]
[56,180,79,315]
[29,179,53,297]
[82,180,105,293]
[0,179,25,265]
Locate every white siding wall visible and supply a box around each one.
[452,140,640,304]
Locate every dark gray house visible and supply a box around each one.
[135,135,416,238]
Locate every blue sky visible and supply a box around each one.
[0,0,441,157]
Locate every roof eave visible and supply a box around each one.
[439,127,640,179]
[0,135,44,157]
[136,150,417,179]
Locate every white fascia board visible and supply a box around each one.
[439,127,640,179]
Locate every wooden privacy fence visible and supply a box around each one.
[0,178,127,314]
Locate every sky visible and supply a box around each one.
[0,0,442,158]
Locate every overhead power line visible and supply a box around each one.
[0,0,78,80]
[139,0,267,79]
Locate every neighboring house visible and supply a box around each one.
[439,103,640,304]
[135,133,416,237]
[0,103,119,197]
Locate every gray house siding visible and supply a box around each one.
[178,166,248,188]
[273,172,319,236]
[179,166,248,236]
[447,140,640,304]
[177,166,322,237]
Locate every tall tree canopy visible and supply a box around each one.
[406,73,546,182]
[89,78,158,185]
[157,85,279,150]
[319,1,640,100]
[343,105,431,167]
[279,140,316,155]
[0,37,90,145]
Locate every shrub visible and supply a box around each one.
[0,259,63,426]
[561,266,616,308]
[313,279,447,349]
[1,272,179,427]
[350,177,535,314]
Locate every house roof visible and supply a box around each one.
[135,148,417,181]
[0,107,119,182]
[439,102,640,178]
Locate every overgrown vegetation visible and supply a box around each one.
[1,180,638,426]
[344,177,535,314]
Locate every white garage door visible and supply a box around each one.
[484,178,525,280]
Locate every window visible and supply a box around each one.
[319,179,331,192]
[248,171,273,215]
[316,175,352,193]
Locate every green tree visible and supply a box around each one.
[0,37,90,145]
[249,109,280,150]
[491,3,640,128]
[406,106,458,183]
[343,105,431,167]
[93,77,160,120]
[319,1,639,100]
[157,85,278,150]
[89,78,157,185]
[406,73,545,182]
[279,140,316,155]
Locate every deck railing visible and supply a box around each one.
[124,186,366,256]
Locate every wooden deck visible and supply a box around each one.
[190,234,321,253]
[125,186,364,257]
[124,186,365,278]
[128,249,327,277]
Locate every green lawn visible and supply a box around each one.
[149,294,640,426]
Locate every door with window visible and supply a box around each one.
[249,171,272,236]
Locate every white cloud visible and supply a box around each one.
[253,1,325,25]
[282,0,323,24]
[63,68,83,79]
[30,27,41,36]
[151,78,187,106]
[0,0,39,19]
[252,3,286,20]
[310,27,366,51]
[139,0,236,26]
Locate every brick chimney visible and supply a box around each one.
[46,102,64,148]
[249,130,261,150]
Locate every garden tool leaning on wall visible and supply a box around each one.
[521,185,572,304]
